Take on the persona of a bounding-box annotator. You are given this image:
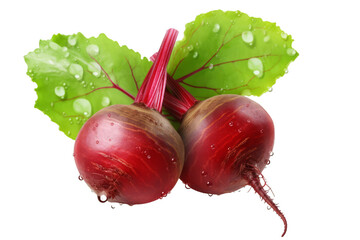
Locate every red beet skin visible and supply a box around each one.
[180,94,274,194]
[74,103,184,205]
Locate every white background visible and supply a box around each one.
[1,0,359,239]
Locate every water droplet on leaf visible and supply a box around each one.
[49,41,60,50]
[248,58,263,78]
[86,44,100,56]
[101,96,111,107]
[69,63,83,80]
[208,63,214,70]
[264,35,270,42]
[286,48,296,56]
[54,86,65,98]
[213,23,220,33]
[68,35,77,46]
[193,51,198,58]
[242,31,254,44]
[73,98,92,117]
[88,62,101,77]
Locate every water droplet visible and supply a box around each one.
[206,181,213,187]
[248,58,263,78]
[54,86,66,98]
[266,159,271,165]
[171,157,176,164]
[247,119,251,123]
[49,41,60,50]
[201,170,207,177]
[285,68,289,74]
[210,144,215,150]
[69,63,83,80]
[208,63,214,70]
[62,46,68,52]
[237,128,242,133]
[96,140,99,144]
[187,45,194,51]
[107,113,111,118]
[147,155,151,159]
[111,205,115,209]
[229,121,234,127]
[185,184,191,189]
[161,191,167,198]
[281,32,288,39]
[88,62,101,77]
[227,146,232,151]
[73,98,92,117]
[101,96,111,107]
[286,48,296,56]
[86,44,100,56]
[260,129,264,133]
[270,151,274,157]
[242,31,254,44]
[192,51,198,58]
[97,195,108,203]
[110,122,114,126]
[264,35,270,42]
[267,206,272,210]
[68,35,77,46]
[268,87,273,92]
[213,23,220,33]
[78,175,83,181]
[208,193,213,197]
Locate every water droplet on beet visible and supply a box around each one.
[107,113,111,118]
[86,44,100,56]
[111,205,115,209]
[210,144,215,150]
[266,159,271,165]
[201,170,207,177]
[110,122,114,126]
[229,121,234,127]
[161,191,167,198]
[97,195,108,203]
[69,63,83,80]
[78,175,83,181]
[147,155,151,159]
[185,184,191,189]
[73,98,92,117]
[171,157,176,164]
[54,86,65,98]
[68,35,77,46]
[260,129,264,134]
[270,151,274,157]
[208,193,213,197]
[248,58,263,78]
[206,181,213,187]
[96,140,99,144]
[213,23,221,33]
[242,31,254,44]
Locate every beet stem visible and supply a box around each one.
[244,171,287,237]
[135,29,178,112]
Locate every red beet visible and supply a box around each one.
[163,80,287,237]
[74,29,184,205]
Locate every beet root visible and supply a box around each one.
[179,94,287,236]
[74,103,184,205]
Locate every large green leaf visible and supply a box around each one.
[168,10,298,99]
[25,33,152,139]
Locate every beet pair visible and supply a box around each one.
[74,28,287,237]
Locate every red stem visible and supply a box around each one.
[135,29,178,112]
[244,171,287,237]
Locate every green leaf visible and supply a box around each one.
[168,10,298,99]
[25,33,152,139]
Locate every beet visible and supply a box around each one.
[74,103,184,205]
[163,79,287,237]
[74,29,184,205]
